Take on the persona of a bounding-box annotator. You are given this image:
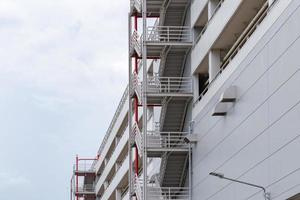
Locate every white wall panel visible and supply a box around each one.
[192,1,300,200]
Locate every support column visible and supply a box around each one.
[115,162,121,172]
[104,181,109,190]
[128,12,134,200]
[193,75,199,101]
[142,0,148,199]
[208,49,221,82]
[115,137,119,146]
[116,188,122,200]
[134,14,139,178]
[75,155,78,200]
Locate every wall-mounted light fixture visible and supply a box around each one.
[209,172,270,200]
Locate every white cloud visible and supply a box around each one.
[0,172,31,188]
[0,0,129,199]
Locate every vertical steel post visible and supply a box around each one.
[189,143,192,200]
[70,177,73,200]
[128,12,133,200]
[189,122,193,200]
[134,13,139,178]
[142,0,147,199]
[76,155,78,200]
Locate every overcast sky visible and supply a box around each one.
[0,0,128,199]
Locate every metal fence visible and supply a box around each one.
[147,131,189,149]
[147,26,192,42]
[147,76,193,94]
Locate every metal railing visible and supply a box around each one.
[132,71,142,102]
[148,187,189,200]
[220,1,268,69]
[130,30,142,56]
[147,131,189,149]
[135,174,189,200]
[96,126,129,193]
[193,78,209,105]
[75,184,95,194]
[96,85,129,163]
[101,154,129,197]
[130,0,141,13]
[194,0,225,44]
[193,1,269,107]
[135,175,143,200]
[74,163,95,173]
[147,76,193,94]
[147,26,192,42]
[121,188,129,200]
[133,122,143,157]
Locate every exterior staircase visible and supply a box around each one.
[159,98,189,188]
[160,152,188,187]
[160,0,190,26]
[129,0,192,198]
[160,51,187,77]
[160,98,189,132]
[157,0,191,188]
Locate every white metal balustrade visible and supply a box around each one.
[101,155,129,198]
[130,30,142,56]
[131,71,142,103]
[194,0,225,44]
[77,184,95,193]
[130,0,141,13]
[135,175,143,200]
[74,163,95,174]
[147,131,189,150]
[132,123,189,155]
[134,175,189,200]
[146,26,192,42]
[147,76,193,95]
[148,187,189,200]
[73,183,96,197]
[193,1,269,107]
[133,122,143,157]
[96,85,128,171]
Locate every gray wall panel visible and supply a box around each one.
[192,1,300,199]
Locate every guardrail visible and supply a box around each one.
[130,30,142,56]
[193,78,209,105]
[194,0,225,45]
[221,1,268,69]
[193,1,269,107]
[133,122,143,157]
[102,155,129,197]
[134,173,189,200]
[147,131,189,149]
[121,188,129,200]
[75,184,95,194]
[96,85,129,163]
[130,0,141,13]
[147,26,192,42]
[147,76,193,94]
[96,126,129,193]
[148,187,189,200]
[74,163,95,173]
[135,175,143,200]
[132,71,142,102]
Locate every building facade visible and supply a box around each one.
[71,0,300,200]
